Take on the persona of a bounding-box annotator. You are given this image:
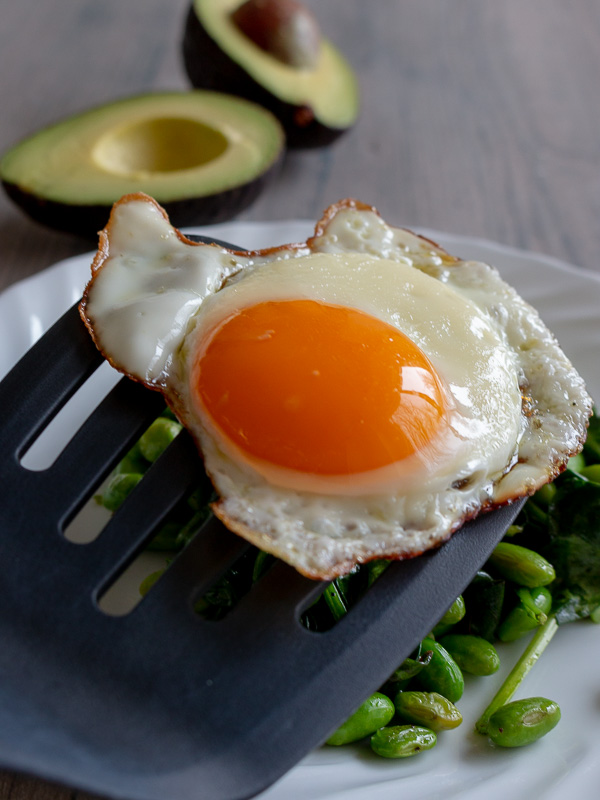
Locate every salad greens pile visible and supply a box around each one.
[96,409,600,757]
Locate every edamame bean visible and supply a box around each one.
[497,586,553,642]
[497,605,540,642]
[416,637,464,702]
[487,697,561,747]
[98,472,143,512]
[139,568,164,596]
[567,453,586,474]
[385,646,433,692]
[138,417,182,463]
[487,542,556,587]
[370,725,437,758]
[462,571,505,641]
[432,595,466,636]
[441,595,466,625]
[534,482,556,507]
[580,464,600,483]
[524,586,553,616]
[439,634,500,676]
[114,442,148,475]
[394,690,462,731]
[147,521,182,551]
[326,692,395,745]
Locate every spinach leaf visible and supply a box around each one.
[583,411,600,463]
[542,471,600,623]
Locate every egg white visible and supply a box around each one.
[80,194,593,579]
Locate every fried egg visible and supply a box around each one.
[80,194,592,579]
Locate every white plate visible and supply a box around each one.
[1,221,599,800]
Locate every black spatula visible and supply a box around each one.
[0,238,524,800]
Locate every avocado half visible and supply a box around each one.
[182,0,359,148]
[0,91,285,237]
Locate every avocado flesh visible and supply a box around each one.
[183,0,359,146]
[1,91,284,235]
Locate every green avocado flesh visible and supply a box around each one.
[183,0,359,146]
[0,91,284,235]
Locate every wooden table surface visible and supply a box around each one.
[1,1,599,798]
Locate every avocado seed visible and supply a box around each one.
[231,0,321,69]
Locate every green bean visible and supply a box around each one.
[487,697,561,747]
[138,417,182,463]
[370,725,437,758]
[487,542,556,587]
[439,634,500,676]
[326,692,395,745]
[394,690,462,731]
[97,472,143,512]
[416,637,464,702]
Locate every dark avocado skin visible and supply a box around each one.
[2,154,282,240]
[182,5,349,148]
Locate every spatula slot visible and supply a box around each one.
[128,515,252,620]
[88,429,205,572]
[192,545,277,621]
[63,484,112,544]
[0,303,103,459]
[20,360,121,472]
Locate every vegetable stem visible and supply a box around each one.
[323,581,348,621]
[475,614,559,735]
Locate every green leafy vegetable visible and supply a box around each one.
[543,471,600,622]
[583,411,600,463]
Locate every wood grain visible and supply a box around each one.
[0,1,599,798]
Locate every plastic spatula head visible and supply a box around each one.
[0,240,525,800]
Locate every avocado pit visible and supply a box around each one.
[182,0,359,147]
[231,0,321,69]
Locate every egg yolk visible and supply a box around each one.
[193,299,447,476]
